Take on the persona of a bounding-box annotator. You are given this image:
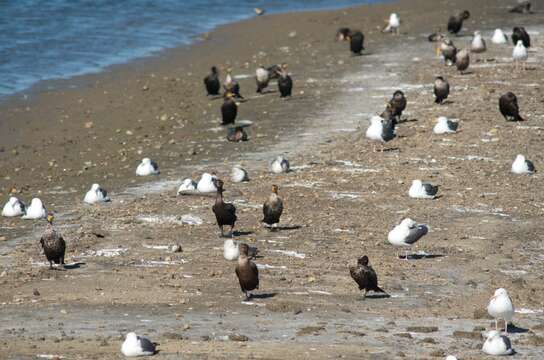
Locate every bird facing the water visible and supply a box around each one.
[204,66,221,96]
[365,115,396,152]
[349,255,387,299]
[235,243,259,301]
[270,156,290,174]
[212,179,237,237]
[221,91,238,125]
[262,184,283,229]
[40,213,66,269]
[347,30,365,55]
[383,13,400,34]
[512,40,528,70]
[224,68,244,99]
[455,48,470,74]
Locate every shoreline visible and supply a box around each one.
[2,0,544,358]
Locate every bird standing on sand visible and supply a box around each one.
[512,154,535,174]
[365,115,396,152]
[221,92,238,125]
[434,76,450,104]
[447,10,470,36]
[388,90,407,124]
[255,66,270,93]
[433,116,458,134]
[224,68,244,99]
[349,255,387,299]
[212,179,237,237]
[204,66,221,96]
[347,30,365,55]
[492,29,508,44]
[512,26,530,48]
[277,64,293,97]
[22,198,46,219]
[512,40,528,71]
[40,213,66,269]
[235,243,259,300]
[2,196,25,217]
[499,92,524,121]
[84,183,110,204]
[121,332,157,357]
[471,31,486,53]
[409,179,439,199]
[488,288,515,333]
[262,185,283,229]
[455,48,470,74]
[482,330,514,356]
[387,218,429,259]
[440,38,457,66]
[382,13,400,34]
[136,158,159,176]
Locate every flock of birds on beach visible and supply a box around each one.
[1,0,540,357]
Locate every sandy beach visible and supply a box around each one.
[1,0,544,358]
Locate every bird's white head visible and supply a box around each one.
[400,218,415,227]
[412,179,422,186]
[445,356,458,360]
[142,157,151,164]
[437,116,448,124]
[125,332,138,341]
[91,183,100,190]
[515,154,525,162]
[8,196,18,205]
[494,288,508,297]
[30,198,42,206]
[474,31,481,36]
[201,172,212,181]
[182,178,193,186]
[390,13,399,21]
[486,330,501,339]
[516,40,524,47]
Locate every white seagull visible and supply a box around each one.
[136,158,159,176]
[365,115,396,152]
[512,40,528,70]
[487,288,515,333]
[22,198,46,220]
[387,218,429,259]
[2,196,26,217]
[231,165,249,183]
[270,156,290,174]
[471,31,486,53]
[511,154,535,174]
[177,178,197,194]
[491,29,508,44]
[433,116,458,134]
[84,183,110,204]
[383,13,400,34]
[121,332,156,357]
[482,330,514,356]
[197,172,218,193]
[445,356,458,360]
[408,179,439,199]
[224,239,240,261]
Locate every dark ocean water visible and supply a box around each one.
[0,0,382,98]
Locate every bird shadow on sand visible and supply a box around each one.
[361,293,392,300]
[507,324,529,334]
[400,254,444,260]
[264,224,302,232]
[398,118,418,124]
[250,292,277,300]
[63,262,86,270]
[231,230,255,237]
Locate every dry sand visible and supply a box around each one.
[1,0,544,359]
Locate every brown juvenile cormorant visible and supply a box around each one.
[347,30,364,55]
[262,184,283,229]
[349,255,387,299]
[277,64,292,98]
[221,92,237,125]
[434,76,450,104]
[211,179,237,237]
[499,92,524,121]
[235,243,259,301]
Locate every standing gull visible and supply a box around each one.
[409,179,439,199]
[365,115,396,152]
[2,196,26,217]
[433,116,458,134]
[434,76,450,104]
[84,183,110,204]
[512,154,535,174]
[203,66,221,96]
[349,255,387,299]
[212,179,237,237]
[136,158,159,176]
[262,184,283,229]
[471,31,486,53]
[440,38,457,66]
[447,10,470,36]
[22,198,46,219]
[40,213,66,269]
[482,330,514,356]
[488,288,515,333]
[512,40,528,71]
[382,13,400,35]
[492,29,508,45]
[347,30,365,55]
[387,218,429,259]
[121,332,157,357]
[455,48,470,74]
[235,243,259,301]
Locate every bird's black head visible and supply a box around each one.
[239,243,249,256]
[435,76,445,81]
[213,178,224,192]
[211,66,218,74]
[461,10,470,19]
[393,90,405,98]
[358,255,369,266]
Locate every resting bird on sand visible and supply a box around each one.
[255,66,270,93]
[231,165,249,183]
[349,255,387,299]
[492,29,508,44]
[276,64,293,98]
[382,13,400,35]
[221,92,238,125]
[197,172,218,193]
[83,183,110,204]
[365,115,396,152]
[235,243,259,301]
[40,213,66,269]
[447,10,470,36]
[455,48,470,74]
[212,179,237,237]
[471,31,486,53]
[136,158,159,176]
[510,1,532,14]
[440,38,457,66]
[121,332,157,357]
[178,178,197,194]
[2,196,26,217]
[482,331,514,356]
[224,68,244,99]
[347,30,365,55]
[499,92,524,121]
[433,116,458,134]
[270,156,290,174]
[388,90,406,123]
[262,185,283,229]
[22,198,46,219]
[336,27,351,41]
[434,76,450,104]
[512,154,535,174]
[388,218,429,259]
[512,26,530,48]
[487,288,515,333]
[204,66,221,96]
[409,179,439,199]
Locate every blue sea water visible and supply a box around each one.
[0,0,381,98]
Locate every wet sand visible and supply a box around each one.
[2,0,544,359]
